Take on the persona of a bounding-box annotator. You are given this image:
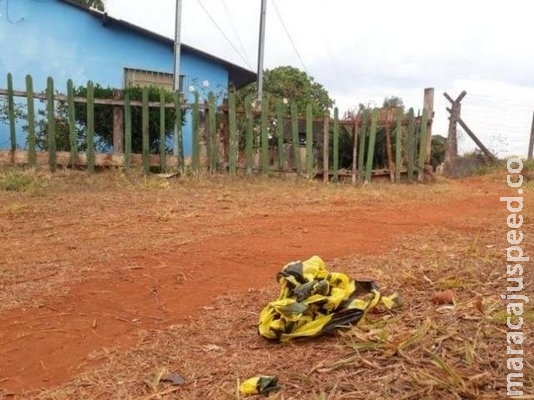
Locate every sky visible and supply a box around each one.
[105,0,534,157]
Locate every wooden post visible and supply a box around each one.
[443,91,466,174]
[46,77,56,172]
[26,75,36,167]
[406,108,415,182]
[245,96,254,175]
[456,117,498,162]
[113,89,124,155]
[306,104,313,177]
[228,91,238,175]
[423,88,434,164]
[174,91,184,171]
[333,107,339,182]
[124,92,132,170]
[364,109,378,183]
[276,102,285,170]
[141,86,149,174]
[322,112,329,183]
[527,110,534,160]
[67,79,77,167]
[385,111,395,183]
[291,103,300,174]
[358,112,367,182]
[159,88,166,171]
[261,97,269,175]
[395,109,402,183]
[208,93,217,174]
[7,73,16,156]
[351,118,358,185]
[192,92,200,172]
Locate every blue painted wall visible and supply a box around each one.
[0,0,230,155]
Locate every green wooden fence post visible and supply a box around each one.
[406,108,415,182]
[333,107,339,182]
[159,88,166,171]
[228,91,238,176]
[141,86,150,174]
[306,103,313,177]
[46,77,56,172]
[208,92,217,173]
[358,112,367,181]
[173,91,184,172]
[276,101,285,170]
[124,92,132,170]
[191,92,200,172]
[417,108,428,181]
[364,108,378,183]
[291,103,300,175]
[245,96,254,175]
[26,75,36,167]
[7,73,16,153]
[395,109,402,183]
[67,79,77,167]
[86,81,95,173]
[261,97,269,175]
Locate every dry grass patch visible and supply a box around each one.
[15,216,532,400]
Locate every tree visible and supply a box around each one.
[340,97,406,170]
[71,0,105,11]
[237,66,334,116]
[430,135,446,169]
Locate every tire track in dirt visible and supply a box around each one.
[0,189,504,393]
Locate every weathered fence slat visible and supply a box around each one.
[364,108,378,183]
[228,91,238,175]
[261,97,269,175]
[395,110,402,182]
[333,107,339,182]
[124,92,132,170]
[159,88,166,171]
[417,108,428,181]
[358,112,367,182]
[191,93,200,172]
[351,119,358,185]
[46,77,56,172]
[141,86,150,174]
[306,104,313,177]
[276,102,285,170]
[245,96,253,174]
[291,103,300,174]
[26,75,36,167]
[86,81,95,173]
[406,108,415,182]
[322,113,329,183]
[173,91,184,171]
[208,93,217,173]
[7,73,16,152]
[67,79,77,167]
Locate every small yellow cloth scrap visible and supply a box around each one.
[239,375,279,396]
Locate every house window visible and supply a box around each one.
[124,67,184,92]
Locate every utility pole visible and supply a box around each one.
[256,0,267,102]
[173,0,183,158]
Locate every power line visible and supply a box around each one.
[195,0,252,69]
[271,0,309,75]
[221,0,252,69]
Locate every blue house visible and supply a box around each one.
[0,0,256,155]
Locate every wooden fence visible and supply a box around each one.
[0,73,435,183]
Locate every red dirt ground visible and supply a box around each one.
[0,174,510,394]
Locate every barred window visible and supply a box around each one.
[124,67,184,92]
